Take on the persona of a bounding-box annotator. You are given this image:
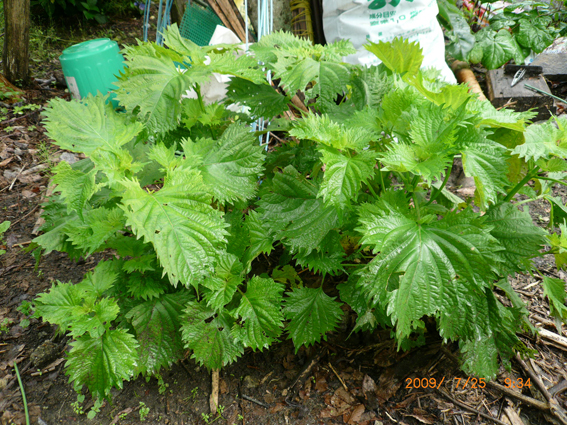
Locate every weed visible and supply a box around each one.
[138,402,150,421]
[0,318,13,335]
[71,394,85,415]
[87,398,104,420]
[156,373,169,394]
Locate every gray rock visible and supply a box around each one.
[30,341,60,369]
[60,152,78,164]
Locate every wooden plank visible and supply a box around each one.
[216,0,247,42]
[206,0,232,36]
[486,68,556,121]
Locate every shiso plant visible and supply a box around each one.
[31,26,567,402]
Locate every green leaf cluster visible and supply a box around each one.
[32,29,567,401]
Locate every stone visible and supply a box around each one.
[30,341,60,369]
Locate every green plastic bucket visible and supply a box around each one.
[59,38,124,107]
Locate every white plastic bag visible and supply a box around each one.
[323,0,457,83]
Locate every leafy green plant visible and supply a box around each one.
[138,402,149,421]
[0,318,14,335]
[32,27,567,403]
[438,0,566,68]
[31,0,106,23]
[0,221,10,256]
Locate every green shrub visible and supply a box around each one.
[32,27,567,400]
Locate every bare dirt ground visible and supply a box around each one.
[1,10,567,425]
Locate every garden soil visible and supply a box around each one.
[1,10,567,425]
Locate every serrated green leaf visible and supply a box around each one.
[66,329,138,399]
[52,161,98,219]
[460,131,509,209]
[35,281,87,331]
[232,276,284,350]
[120,171,228,287]
[122,254,157,273]
[181,301,244,370]
[258,166,340,254]
[365,37,423,76]
[43,95,143,155]
[202,253,243,311]
[284,287,342,350]
[64,207,126,255]
[126,291,193,374]
[182,123,265,204]
[68,297,120,338]
[126,272,168,300]
[290,113,373,151]
[226,78,289,118]
[76,260,120,297]
[485,203,546,274]
[293,230,345,276]
[512,118,567,162]
[459,290,523,379]
[318,147,375,208]
[115,44,197,134]
[358,205,502,341]
[242,210,275,270]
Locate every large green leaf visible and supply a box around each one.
[258,166,340,254]
[126,292,193,374]
[290,113,374,151]
[516,18,555,53]
[460,132,509,209]
[43,95,143,155]
[225,78,290,118]
[202,253,243,311]
[120,171,228,287]
[283,286,343,350]
[318,147,375,208]
[35,281,88,332]
[51,161,98,219]
[512,118,567,162]
[365,37,424,76]
[232,277,285,350]
[182,123,265,204]
[358,201,502,340]
[485,203,546,273]
[66,329,139,399]
[64,207,126,255]
[181,301,244,370]
[475,28,524,70]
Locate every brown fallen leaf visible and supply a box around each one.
[315,376,328,392]
[269,402,286,414]
[347,404,365,424]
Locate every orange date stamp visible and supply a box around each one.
[405,376,487,390]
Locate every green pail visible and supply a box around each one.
[59,38,124,107]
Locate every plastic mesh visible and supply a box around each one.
[179,2,224,46]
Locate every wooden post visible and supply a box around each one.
[3,0,30,84]
[170,0,187,27]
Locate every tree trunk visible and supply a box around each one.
[3,0,30,84]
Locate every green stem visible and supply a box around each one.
[195,83,206,113]
[504,168,540,202]
[410,175,419,192]
[14,362,29,425]
[366,181,379,199]
[414,195,421,221]
[426,161,453,206]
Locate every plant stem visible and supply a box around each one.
[14,362,29,425]
[426,161,453,206]
[378,163,386,194]
[504,168,540,202]
[195,83,206,113]
[366,181,379,199]
[414,195,421,221]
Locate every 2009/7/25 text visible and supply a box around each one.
[405,377,487,390]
